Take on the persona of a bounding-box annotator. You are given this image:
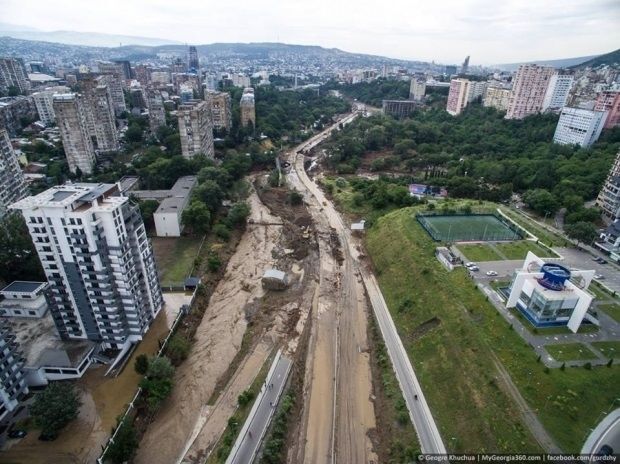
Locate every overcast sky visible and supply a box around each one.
[1,0,619,64]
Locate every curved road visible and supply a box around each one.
[286,109,447,456]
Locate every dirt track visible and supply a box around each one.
[286,124,378,464]
[134,187,284,464]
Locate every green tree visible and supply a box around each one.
[182,201,211,235]
[30,382,81,439]
[105,418,139,464]
[138,199,160,224]
[146,356,175,379]
[0,213,45,283]
[522,189,559,216]
[213,223,231,241]
[140,357,175,413]
[195,180,224,212]
[226,202,250,227]
[124,124,144,144]
[565,221,598,245]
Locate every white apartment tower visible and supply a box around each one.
[553,107,607,148]
[10,183,163,350]
[53,93,96,174]
[0,129,27,214]
[542,74,574,112]
[409,78,426,102]
[506,64,555,119]
[446,78,471,116]
[178,99,215,159]
[467,81,487,103]
[32,86,70,125]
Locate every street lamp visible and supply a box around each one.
[450,436,458,452]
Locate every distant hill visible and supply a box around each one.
[495,54,599,71]
[0,22,181,47]
[569,48,620,69]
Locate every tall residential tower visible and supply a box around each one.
[10,183,163,351]
[505,64,555,119]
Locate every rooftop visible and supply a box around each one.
[6,313,94,368]
[10,183,125,212]
[1,281,47,295]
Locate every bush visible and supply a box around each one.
[289,191,303,206]
[213,223,231,241]
[166,334,191,365]
[238,389,255,407]
[135,354,149,375]
[584,362,592,370]
[207,252,221,272]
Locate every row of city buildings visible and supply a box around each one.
[0,55,257,177]
[443,64,619,148]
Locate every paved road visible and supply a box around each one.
[226,352,292,464]
[287,112,447,456]
[582,407,620,458]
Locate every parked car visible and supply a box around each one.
[8,430,27,439]
[486,270,498,276]
[469,266,480,271]
[594,274,605,279]
[592,256,601,261]
[465,262,477,268]
[598,258,608,264]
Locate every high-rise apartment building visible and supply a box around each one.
[0,322,28,424]
[0,129,27,214]
[10,183,163,350]
[446,78,471,116]
[409,78,426,101]
[112,60,133,80]
[597,151,620,221]
[483,86,511,112]
[382,100,417,118]
[542,73,573,112]
[188,46,199,70]
[78,77,119,153]
[505,64,555,119]
[206,90,232,131]
[32,86,70,125]
[594,90,620,129]
[178,100,215,159]
[552,107,607,147]
[53,93,96,174]
[240,87,256,127]
[146,88,166,134]
[0,58,30,94]
[98,72,127,116]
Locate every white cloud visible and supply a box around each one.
[1,0,618,64]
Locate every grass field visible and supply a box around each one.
[151,236,203,283]
[545,344,599,362]
[591,342,620,358]
[598,303,620,323]
[419,214,521,242]
[457,243,504,261]
[458,241,557,262]
[499,208,570,248]
[495,241,557,259]
[366,206,620,452]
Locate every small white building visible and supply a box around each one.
[0,281,48,318]
[153,176,198,237]
[506,252,596,333]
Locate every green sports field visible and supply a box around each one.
[417,214,522,242]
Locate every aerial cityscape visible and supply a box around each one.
[0,1,619,463]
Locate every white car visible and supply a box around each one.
[469,266,480,271]
[486,270,498,276]
[465,262,477,268]
[594,274,605,279]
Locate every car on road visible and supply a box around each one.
[469,266,480,271]
[465,262,477,268]
[8,430,26,439]
[594,274,605,279]
[592,256,601,261]
[486,270,498,276]
[595,257,608,264]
